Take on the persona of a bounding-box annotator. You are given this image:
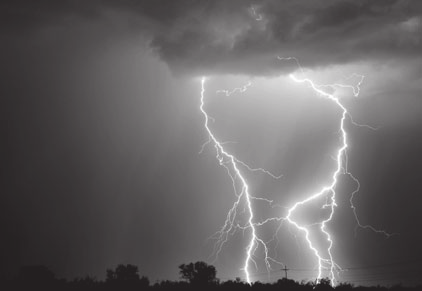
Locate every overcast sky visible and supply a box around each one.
[1,0,421,286]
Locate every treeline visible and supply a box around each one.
[0,261,419,291]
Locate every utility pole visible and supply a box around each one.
[282,265,289,279]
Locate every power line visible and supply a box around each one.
[342,259,422,271]
[247,259,422,278]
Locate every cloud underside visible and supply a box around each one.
[2,0,422,76]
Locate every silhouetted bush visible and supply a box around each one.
[105,264,149,290]
[179,261,217,285]
[315,277,334,291]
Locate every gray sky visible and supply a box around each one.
[1,0,421,286]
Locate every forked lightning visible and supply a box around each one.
[199,59,393,286]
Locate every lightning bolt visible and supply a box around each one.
[200,78,285,284]
[284,60,394,285]
[199,59,394,286]
[286,73,351,285]
[216,81,252,96]
[286,69,396,285]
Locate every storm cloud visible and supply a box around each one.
[2,0,421,76]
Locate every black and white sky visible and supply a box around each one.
[1,0,421,286]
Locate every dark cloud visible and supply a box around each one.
[135,0,422,75]
[2,0,421,76]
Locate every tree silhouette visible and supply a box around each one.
[105,264,149,289]
[276,277,299,289]
[315,277,333,291]
[179,261,217,285]
[106,264,140,283]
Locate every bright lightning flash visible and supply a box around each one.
[199,63,394,286]
[286,73,355,285]
[200,78,284,284]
